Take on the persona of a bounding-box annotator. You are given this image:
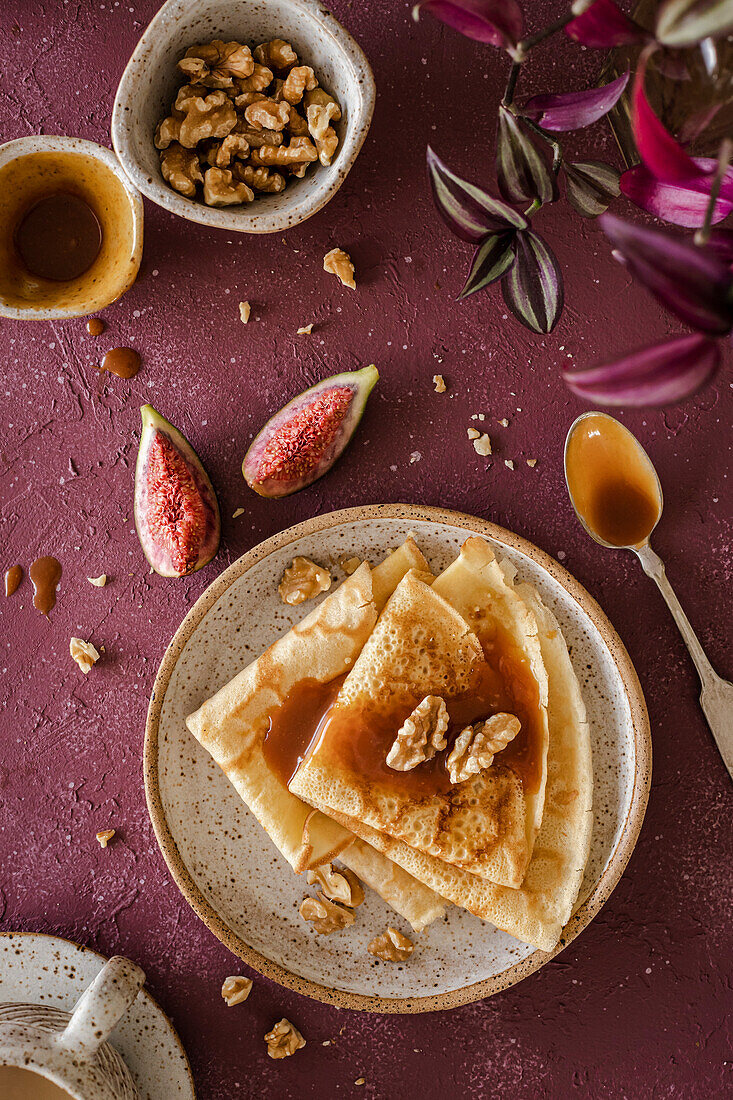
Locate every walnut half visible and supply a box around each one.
[307,864,365,908]
[386,695,449,772]
[446,713,521,784]
[221,975,252,1006]
[368,927,414,962]
[299,893,355,935]
[278,557,331,605]
[264,1018,305,1059]
[323,247,356,289]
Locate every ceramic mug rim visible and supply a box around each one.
[143,502,652,1013]
[0,135,144,321]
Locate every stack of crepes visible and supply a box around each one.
[186,535,593,951]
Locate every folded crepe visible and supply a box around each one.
[289,546,550,889]
[186,538,445,931]
[313,560,593,951]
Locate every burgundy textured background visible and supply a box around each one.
[1,1,731,1097]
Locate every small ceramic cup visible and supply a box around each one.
[0,136,144,321]
[112,0,376,233]
[0,955,145,1098]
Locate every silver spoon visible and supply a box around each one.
[565,411,733,780]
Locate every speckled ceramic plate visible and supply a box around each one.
[145,505,651,1012]
[0,933,195,1097]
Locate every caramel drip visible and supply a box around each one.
[4,565,23,597]
[29,555,62,616]
[99,347,140,379]
[86,317,105,335]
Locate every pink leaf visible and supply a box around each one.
[620,160,733,227]
[522,71,629,131]
[631,48,703,183]
[412,0,524,48]
[566,0,650,47]
[563,333,720,407]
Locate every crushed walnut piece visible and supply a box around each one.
[239,301,251,323]
[232,507,245,518]
[87,574,107,587]
[386,695,449,772]
[96,829,115,848]
[368,927,414,962]
[472,433,492,457]
[296,323,314,335]
[498,417,510,427]
[433,374,446,393]
[504,459,515,470]
[157,38,341,206]
[264,1019,305,1060]
[160,143,203,197]
[323,247,355,289]
[526,458,537,468]
[446,713,521,784]
[70,637,100,674]
[203,167,254,206]
[339,555,361,575]
[278,557,331,605]
[467,428,480,440]
[221,975,253,1006]
[307,864,365,908]
[300,893,355,935]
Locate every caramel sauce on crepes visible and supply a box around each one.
[565,413,661,548]
[263,625,543,797]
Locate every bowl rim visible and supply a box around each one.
[144,502,652,1014]
[111,0,376,234]
[0,135,144,321]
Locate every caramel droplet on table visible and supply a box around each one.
[4,565,23,597]
[29,556,62,616]
[100,347,140,379]
[86,317,105,336]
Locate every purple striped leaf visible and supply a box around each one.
[564,161,621,217]
[496,106,555,205]
[427,146,527,243]
[620,159,733,227]
[502,229,564,333]
[706,228,733,267]
[458,232,516,299]
[656,0,733,47]
[564,333,720,406]
[522,71,629,132]
[412,0,524,48]
[632,50,703,183]
[565,0,650,46]
[599,212,733,335]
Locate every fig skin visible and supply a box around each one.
[135,404,221,577]
[243,365,378,498]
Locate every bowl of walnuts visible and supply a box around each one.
[112,0,375,233]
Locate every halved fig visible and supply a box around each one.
[242,365,378,498]
[134,404,221,577]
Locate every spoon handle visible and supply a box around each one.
[636,543,733,780]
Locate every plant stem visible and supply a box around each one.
[694,137,732,246]
[515,10,577,60]
[502,61,521,107]
[517,114,564,168]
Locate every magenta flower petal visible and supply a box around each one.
[706,229,733,268]
[412,0,524,48]
[599,212,733,335]
[564,334,720,407]
[522,71,629,131]
[620,161,733,228]
[566,0,650,47]
[631,50,702,183]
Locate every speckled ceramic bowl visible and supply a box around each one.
[145,505,652,1013]
[112,0,375,233]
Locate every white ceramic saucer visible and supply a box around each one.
[0,933,195,1099]
[145,504,651,1012]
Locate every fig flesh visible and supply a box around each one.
[242,365,378,498]
[135,404,221,577]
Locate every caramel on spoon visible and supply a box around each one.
[565,412,733,780]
